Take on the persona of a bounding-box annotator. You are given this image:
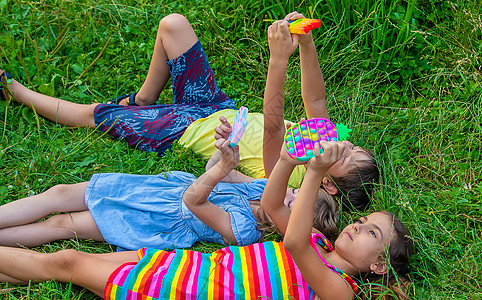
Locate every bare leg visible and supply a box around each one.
[0,210,104,247]
[0,14,199,123]
[0,182,105,247]
[0,182,89,229]
[122,13,200,106]
[0,70,97,127]
[0,247,139,296]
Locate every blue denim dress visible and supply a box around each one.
[84,171,267,251]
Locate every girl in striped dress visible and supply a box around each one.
[0,141,413,299]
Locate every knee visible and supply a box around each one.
[158,13,191,34]
[47,184,74,198]
[45,249,82,280]
[82,104,97,127]
[43,214,74,233]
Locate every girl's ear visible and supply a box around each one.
[370,262,389,275]
[322,177,338,195]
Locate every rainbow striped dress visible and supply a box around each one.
[104,234,358,299]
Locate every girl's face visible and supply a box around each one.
[326,141,372,178]
[284,188,299,210]
[335,212,393,272]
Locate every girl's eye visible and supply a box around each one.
[357,219,363,224]
[370,230,377,238]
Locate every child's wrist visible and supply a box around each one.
[299,38,315,49]
[216,160,235,175]
[269,56,289,67]
[305,165,327,177]
[278,157,297,170]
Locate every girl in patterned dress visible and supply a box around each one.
[0,13,235,155]
[0,141,413,299]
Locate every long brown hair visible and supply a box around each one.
[254,189,338,240]
[358,211,414,300]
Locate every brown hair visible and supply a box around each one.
[358,211,414,300]
[254,189,338,240]
[329,148,380,211]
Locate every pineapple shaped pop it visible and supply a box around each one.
[284,118,352,161]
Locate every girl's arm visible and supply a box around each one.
[260,146,304,235]
[284,142,351,299]
[263,20,299,178]
[183,139,240,244]
[284,12,328,120]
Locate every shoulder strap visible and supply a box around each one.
[309,233,359,294]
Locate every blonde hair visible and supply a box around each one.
[254,189,338,240]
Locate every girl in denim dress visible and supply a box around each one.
[0,135,305,251]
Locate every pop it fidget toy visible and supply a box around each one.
[284,118,352,161]
[228,106,248,147]
[288,18,321,34]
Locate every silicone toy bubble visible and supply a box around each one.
[229,106,248,147]
[288,18,321,34]
[284,118,352,161]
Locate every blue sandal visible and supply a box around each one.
[0,71,12,101]
[106,91,138,106]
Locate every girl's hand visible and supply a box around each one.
[307,141,345,175]
[283,11,313,46]
[279,121,307,165]
[214,116,232,140]
[215,138,240,171]
[279,143,307,166]
[267,19,298,62]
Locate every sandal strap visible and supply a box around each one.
[108,93,129,104]
[0,71,13,101]
[128,91,138,106]
[0,71,12,84]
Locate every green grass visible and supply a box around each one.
[1,0,481,299]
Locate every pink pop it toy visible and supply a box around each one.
[284,118,352,161]
[228,106,248,147]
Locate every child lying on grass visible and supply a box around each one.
[1,12,379,212]
[0,129,338,251]
[0,141,412,299]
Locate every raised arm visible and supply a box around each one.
[283,142,351,299]
[263,20,299,178]
[284,11,328,119]
[260,145,305,235]
[184,139,240,244]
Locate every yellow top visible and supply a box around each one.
[179,109,305,188]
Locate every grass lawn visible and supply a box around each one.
[1,0,480,299]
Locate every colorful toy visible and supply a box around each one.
[284,118,352,161]
[288,18,321,34]
[229,106,248,147]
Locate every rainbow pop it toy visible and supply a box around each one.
[284,118,352,161]
[228,106,248,147]
[288,18,321,34]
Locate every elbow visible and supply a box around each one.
[283,234,303,254]
[260,199,274,216]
